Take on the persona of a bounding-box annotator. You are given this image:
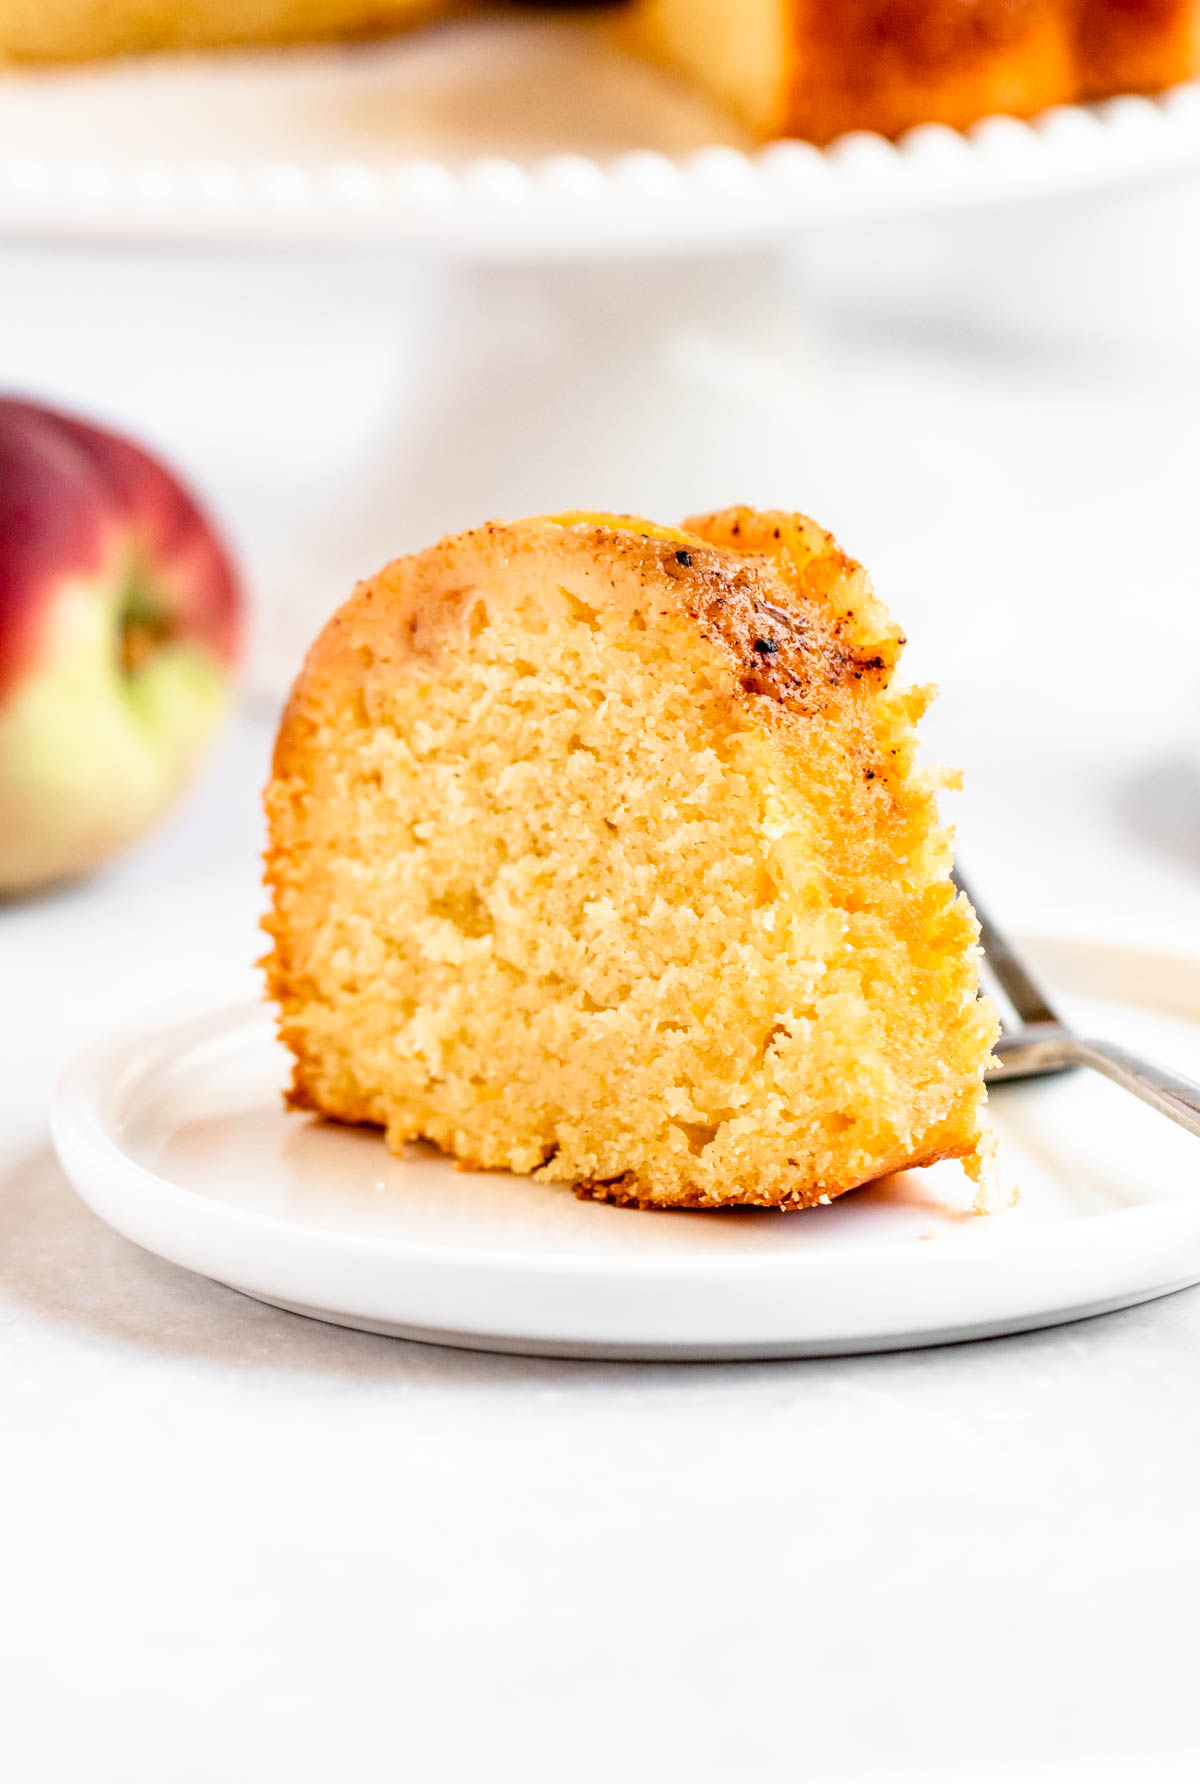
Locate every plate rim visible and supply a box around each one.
[50,972,1200,1278]
[48,932,1200,1361]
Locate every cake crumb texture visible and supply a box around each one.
[263,507,998,1209]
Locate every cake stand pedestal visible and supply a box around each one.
[259,248,836,669]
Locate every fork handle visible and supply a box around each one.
[1067,1036,1200,1142]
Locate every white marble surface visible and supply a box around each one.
[4,173,1200,1782]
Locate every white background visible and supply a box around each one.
[3,162,1200,1780]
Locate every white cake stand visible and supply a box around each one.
[4,16,1199,679]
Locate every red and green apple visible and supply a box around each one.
[0,397,242,894]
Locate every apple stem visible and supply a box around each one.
[119,561,174,677]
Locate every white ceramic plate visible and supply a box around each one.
[3,19,1200,254]
[51,936,1200,1359]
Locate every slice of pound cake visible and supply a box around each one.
[263,509,998,1210]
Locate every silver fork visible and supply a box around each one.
[954,868,1200,1140]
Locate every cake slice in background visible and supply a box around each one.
[263,508,998,1211]
[623,0,1200,143]
[1076,0,1200,101]
[3,3,1197,147]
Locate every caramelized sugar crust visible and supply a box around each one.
[626,0,1200,142]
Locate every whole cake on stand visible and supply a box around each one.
[3,0,1198,143]
[1,6,1198,689]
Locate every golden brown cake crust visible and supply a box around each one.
[264,508,997,1210]
[786,0,1077,142]
[267,506,906,822]
[626,0,1200,144]
[1075,0,1199,99]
